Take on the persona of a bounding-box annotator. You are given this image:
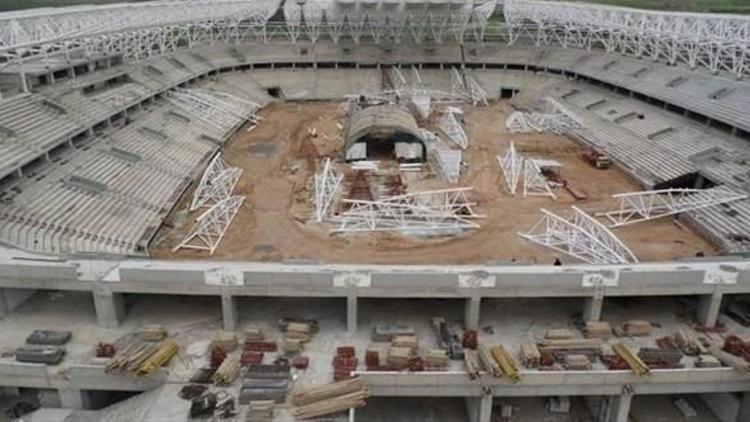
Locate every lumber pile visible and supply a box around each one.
[290,378,369,420]
[279,317,319,334]
[520,342,541,368]
[214,356,241,385]
[392,335,418,352]
[105,340,178,377]
[245,326,265,342]
[387,346,411,370]
[695,354,722,368]
[424,349,449,370]
[585,321,612,339]
[491,345,520,382]
[545,329,573,340]
[675,329,699,355]
[709,347,750,373]
[464,350,482,379]
[538,338,603,361]
[478,343,502,377]
[613,343,649,376]
[140,325,167,342]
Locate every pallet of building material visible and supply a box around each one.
[656,336,679,351]
[391,335,418,351]
[214,356,241,385]
[563,354,592,370]
[372,324,415,342]
[246,400,274,421]
[337,346,356,358]
[545,329,573,340]
[26,330,72,345]
[245,364,290,379]
[537,338,604,359]
[424,349,449,369]
[241,351,264,366]
[618,320,652,337]
[140,325,168,342]
[491,345,520,381]
[293,356,309,370]
[282,337,304,354]
[464,350,482,379]
[105,342,160,374]
[136,340,178,377]
[478,344,502,378]
[15,345,65,365]
[387,346,412,369]
[240,377,290,404]
[613,343,650,376]
[638,348,683,369]
[212,332,238,352]
[694,354,722,368]
[279,317,319,333]
[291,378,366,406]
[675,329,699,355]
[709,347,750,373]
[520,342,541,368]
[244,326,265,342]
[584,321,611,339]
[332,356,358,371]
[245,341,278,352]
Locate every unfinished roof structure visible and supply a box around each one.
[345,105,426,162]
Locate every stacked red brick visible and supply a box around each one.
[333,346,358,381]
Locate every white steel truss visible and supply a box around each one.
[523,159,556,199]
[450,67,488,106]
[439,110,469,150]
[190,153,242,212]
[332,187,482,234]
[505,97,582,134]
[497,141,523,195]
[432,147,462,184]
[174,195,245,255]
[312,157,343,223]
[504,0,750,79]
[165,88,260,132]
[519,206,639,265]
[596,188,749,228]
[0,0,281,67]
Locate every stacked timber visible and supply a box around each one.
[424,349,449,369]
[279,317,319,334]
[245,326,265,342]
[285,322,312,343]
[464,350,482,379]
[391,335,418,352]
[545,329,573,340]
[709,347,750,373]
[538,338,603,360]
[695,354,721,368]
[140,325,167,342]
[520,342,541,368]
[214,356,241,385]
[478,344,502,377]
[585,321,612,339]
[291,378,369,420]
[490,346,520,381]
[620,320,652,337]
[387,347,411,369]
[613,343,650,376]
[212,332,239,352]
[675,329,699,355]
[106,340,178,377]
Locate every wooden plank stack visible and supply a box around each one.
[386,347,411,370]
[464,350,482,379]
[520,342,541,368]
[585,321,612,339]
[613,343,650,376]
[214,356,241,385]
[245,326,265,342]
[478,344,502,377]
[212,332,239,352]
[140,325,167,342]
[106,340,178,377]
[620,320,652,337]
[637,348,683,369]
[675,329,699,355]
[291,378,369,420]
[545,329,573,340]
[424,349,449,369]
[491,346,520,382]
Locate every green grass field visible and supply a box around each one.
[1,0,748,14]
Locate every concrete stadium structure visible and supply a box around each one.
[0,1,749,421]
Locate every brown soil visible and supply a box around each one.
[152,101,716,264]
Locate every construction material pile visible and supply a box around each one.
[240,364,291,405]
[15,330,71,365]
[105,340,178,377]
[465,343,520,381]
[290,378,369,420]
[334,346,358,381]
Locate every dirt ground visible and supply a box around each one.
[152,100,716,264]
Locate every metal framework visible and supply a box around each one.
[504,0,750,79]
[497,141,523,195]
[439,110,469,150]
[174,195,245,255]
[332,188,482,234]
[523,159,556,199]
[596,188,749,228]
[519,206,639,265]
[432,147,462,184]
[190,153,242,212]
[0,0,281,67]
[506,97,582,134]
[451,67,488,106]
[165,88,260,132]
[312,157,343,222]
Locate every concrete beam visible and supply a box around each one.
[0,288,36,318]
[465,394,492,422]
[583,295,603,321]
[347,293,357,333]
[697,291,723,327]
[464,296,481,330]
[221,293,239,332]
[93,286,125,329]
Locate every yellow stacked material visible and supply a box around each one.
[244,326,265,342]
[585,321,612,339]
[545,329,573,340]
[613,343,650,376]
[478,343,502,377]
[140,325,167,342]
[391,335,418,351]
[212,331,238,352]
[424,349,449,368]
[136,340,178,377]
[490,345,520,382]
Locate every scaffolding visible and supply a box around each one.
[597,188,749,228]
[332,188,482,234]
[519,206,639,265]
[312,158,343,222]
[497,141,523,196]
[190,153,242,212]
[523,159,556,199]
[174,195,245,255]
[165,88,260,133]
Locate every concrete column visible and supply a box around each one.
[93,286,125,328]
[346,293,357,333]
[464,296,481,330]
[583,295,603,322]
[738,392,750,422]
[697,291,723,327]
[465,395,492,422]
[608,392,632,422]
[221,293,239,332]
[0,288,36,318]
[58,389,87,409]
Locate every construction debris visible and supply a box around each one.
[290,378,369,420]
